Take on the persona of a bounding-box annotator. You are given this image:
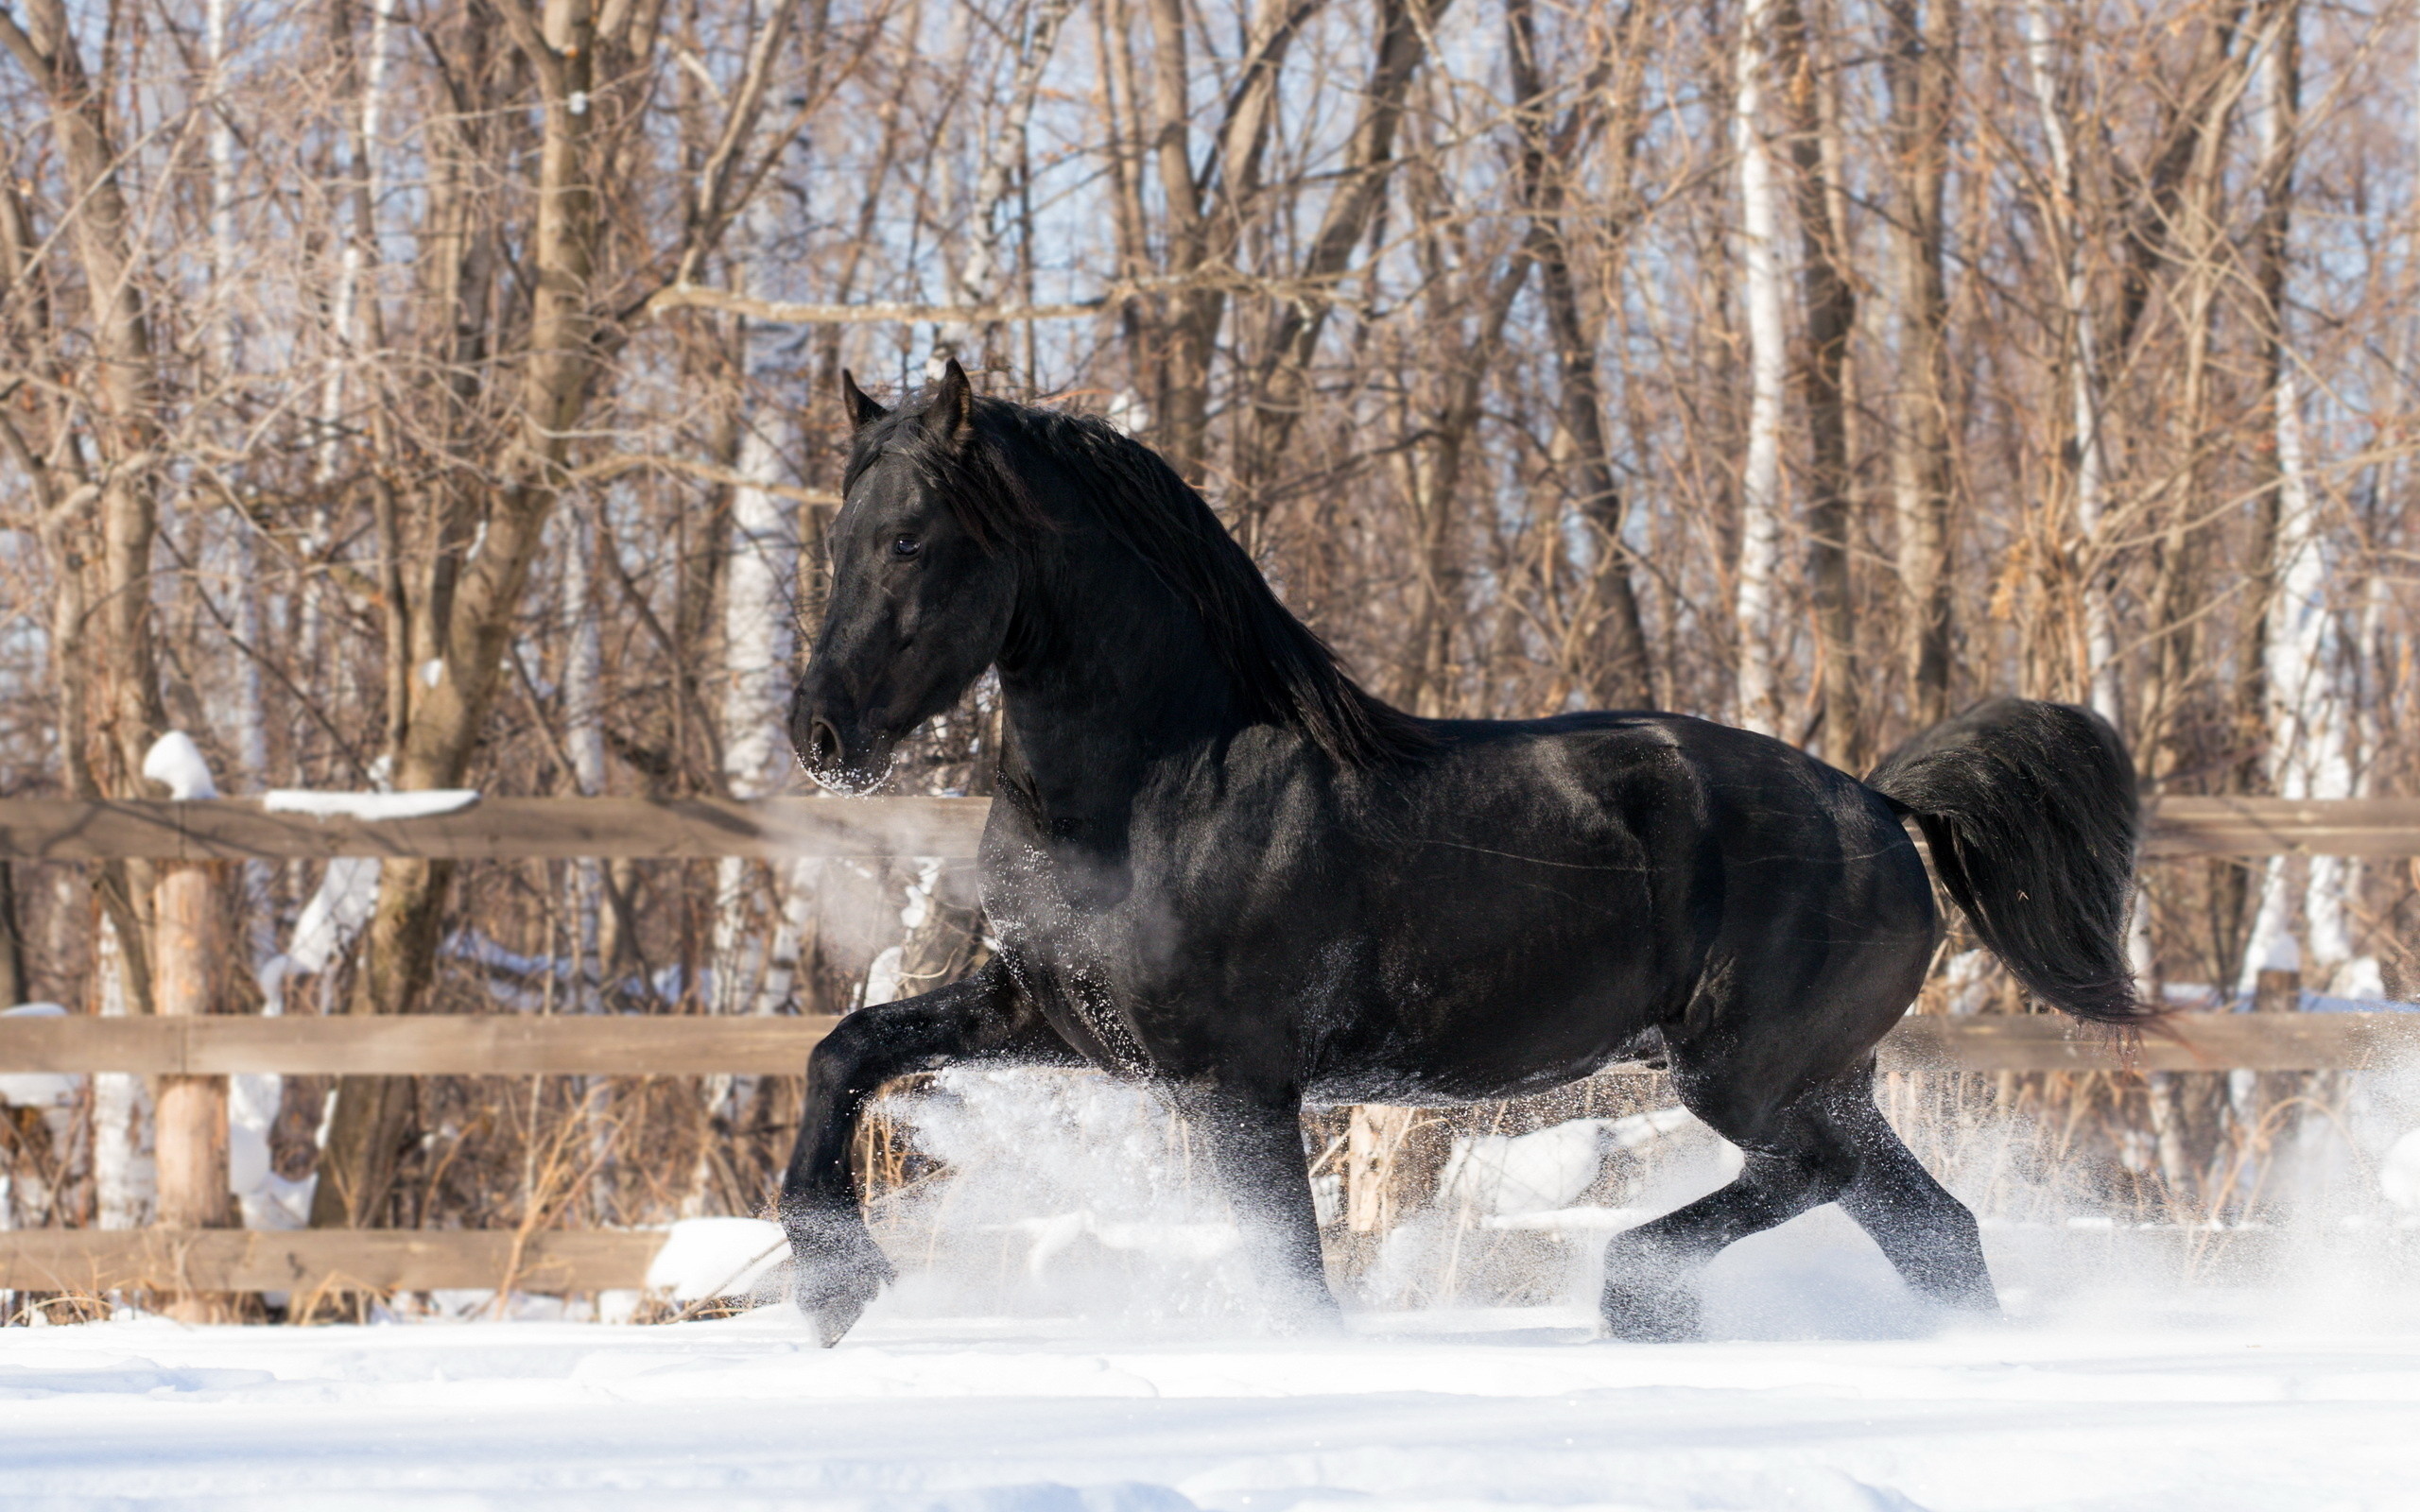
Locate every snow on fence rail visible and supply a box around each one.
[4,794,2419,862]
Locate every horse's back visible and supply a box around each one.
[1302,712,1932,1101]
[989,708,1936,1106]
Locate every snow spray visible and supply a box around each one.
[837,1056,2420,1340]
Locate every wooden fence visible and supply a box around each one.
[5,1006,2419,1077]
[5,793,2417,1297]
[5,793,2420,863]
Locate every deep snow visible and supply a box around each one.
[6,1236,2419,1511]
[10,1070,2420,1508]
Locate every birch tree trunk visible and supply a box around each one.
[1777,0,1860,767]
[946,0,1079,371]
[0,0,177,1229]
[1505,0,1651,711]
[1733,0,1790,739]
[91,917,153,1230]
[2238,0,2355,1001]
[563,507,608,985]
[1882,0,1957,728]
[560,501,617,1218]
[689,181,810,1211]
[204,0,292,1234]
[2022,0,2118,723]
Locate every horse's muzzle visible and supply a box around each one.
[790,688,895,795]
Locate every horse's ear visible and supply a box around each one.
[839,369,889,433]
[926,356,974,445]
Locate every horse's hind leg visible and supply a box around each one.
[779,956,1078,1345]
[1599,1098,1856,1341]
[1827,1082,1997,1314]
[1599,1070,1996,1339]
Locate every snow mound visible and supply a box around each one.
[0,1002,78,1108]
[645,1217,789,1301]
[282,856,381,976]
[140,731,218,800]
[1437,1108,1703,1217]
[2383,1129,2420,1213]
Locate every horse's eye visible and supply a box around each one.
[891,535,922,558]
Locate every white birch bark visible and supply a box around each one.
[204,0,239,382]
[2023,0,2118,723]
[204,0,291,1228]
[562,507,607,999]
[1732,0,1789,738]
[707,158,811,1007]
[2238,22,2357,1000]
[312,0,392,484]
[692,194,806,1202]
[711,401,799,1022]
[560,503,618,1212]
[945,0,1080,364]
[92,915,153,1229]
[300,0,393,676]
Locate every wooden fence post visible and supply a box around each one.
[1345,1105,1418,1234]
[151,860,238,1320]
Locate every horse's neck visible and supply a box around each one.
[994,559,1241,820]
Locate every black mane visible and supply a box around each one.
[848,391,1429,769]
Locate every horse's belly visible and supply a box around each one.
[985,807,1685,1097]
[1298,955,1670,1106]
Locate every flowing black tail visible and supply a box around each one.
[1865,697,2148,1023]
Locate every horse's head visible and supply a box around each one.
[791,359,1022,793]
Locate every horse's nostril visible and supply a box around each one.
[809,718,843,769]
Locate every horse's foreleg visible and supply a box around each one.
[1177,1083,1337,1328]
[779,957,1071,1345]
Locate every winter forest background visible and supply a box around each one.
[1,0,2415,1263]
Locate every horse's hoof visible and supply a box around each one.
[802,1299,863,1349]
[791,1263,882,1346]
[784,1218,893,1347]
[1265,1289,1344,1337]
[1599,1281,1701,1343]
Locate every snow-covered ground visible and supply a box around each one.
[8,1241,2420,1511]
[11,1070,2420,1508]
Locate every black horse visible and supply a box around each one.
[779,359,2144,1346]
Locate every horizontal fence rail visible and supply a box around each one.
[0,1229,666,1295]
[3,1013,2415,1076]
[0,1214,2361,1297]
[2138,798,2420,858]
[0,1014,840,1076]
[0,796,988,862]
[4,795,2420,862]
[1877,1012,2420,1073]
[5,1013,2414,1297]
